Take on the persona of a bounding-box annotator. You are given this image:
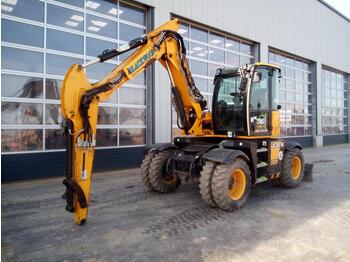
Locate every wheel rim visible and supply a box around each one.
[159,156,177,185]
[228,169,246,200]
[162,165,176,184]
[291,156,302,180]
[162,174,176,184]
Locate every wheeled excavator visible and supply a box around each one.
[61,19,307,225]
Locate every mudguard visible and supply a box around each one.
[284,141,302,151]
[202,148,249,164]
[148,143,178,152]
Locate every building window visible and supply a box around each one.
[1,0,147,153]
[321,68,348,135]
[172,20,255,137]
[268,50,313,137]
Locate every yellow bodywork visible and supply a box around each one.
[61,65,98,224]
[61,19,211,224]
[269,140,282,166]
[271,110,281,137]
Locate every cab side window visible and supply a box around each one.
[249,68,271,134]
[250,69,269,110]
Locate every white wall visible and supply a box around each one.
[136,0,350,143]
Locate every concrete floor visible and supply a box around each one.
[2,144,350,262]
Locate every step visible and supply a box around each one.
[257,148,268,153]
[255,177,268,184]
[257,162,268,168]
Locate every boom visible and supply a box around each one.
[60,19,212,224]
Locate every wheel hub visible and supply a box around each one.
[291,156,302,180]
[228,169,246,200]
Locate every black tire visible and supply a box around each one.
[199,161,217,207]
[212,158,251,211]
[279,148,304,188]
[149,151,180,193]
[140,150,156,190]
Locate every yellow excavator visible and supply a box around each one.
[61,19,307,225]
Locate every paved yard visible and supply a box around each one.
[2,144,350,261]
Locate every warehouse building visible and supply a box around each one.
[1,0,349,180]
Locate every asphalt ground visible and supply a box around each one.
[2,143,350,261]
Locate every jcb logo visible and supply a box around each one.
[128,49,155,74]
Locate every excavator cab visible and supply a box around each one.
[212,64,281,137]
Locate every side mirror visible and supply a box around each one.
[253,71,262,83]
[277,104,282,110]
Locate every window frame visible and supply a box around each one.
[171,17,255,137]
[321,67,348,135]
[268,49,313,138]
[1,0,148,154]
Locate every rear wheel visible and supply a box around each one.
[212,158,251,211]
[199,161,217,207]
[279,148,304,188]
[140,151,156,190]
[149,151,180,193]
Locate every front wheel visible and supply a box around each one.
[140,150,156,190]
[211,158,251,211]
[279,148,304,188]
[149,151,180,193]
[199,161,217,207]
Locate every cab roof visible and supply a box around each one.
[254,62,280,69]
[215,62,280,77]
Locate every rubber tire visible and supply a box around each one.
[140,150,156,190]
[279,148,304,188]
[149,151,180,193]
[199,161,217,207]
[212,158,251,211]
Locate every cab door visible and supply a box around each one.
[248,66,279,136]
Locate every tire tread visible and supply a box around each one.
[279,148,304,188]
[140,151,156,190]
[211,158,251,211]
[149,151,179,193]
[199,161,217,207]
